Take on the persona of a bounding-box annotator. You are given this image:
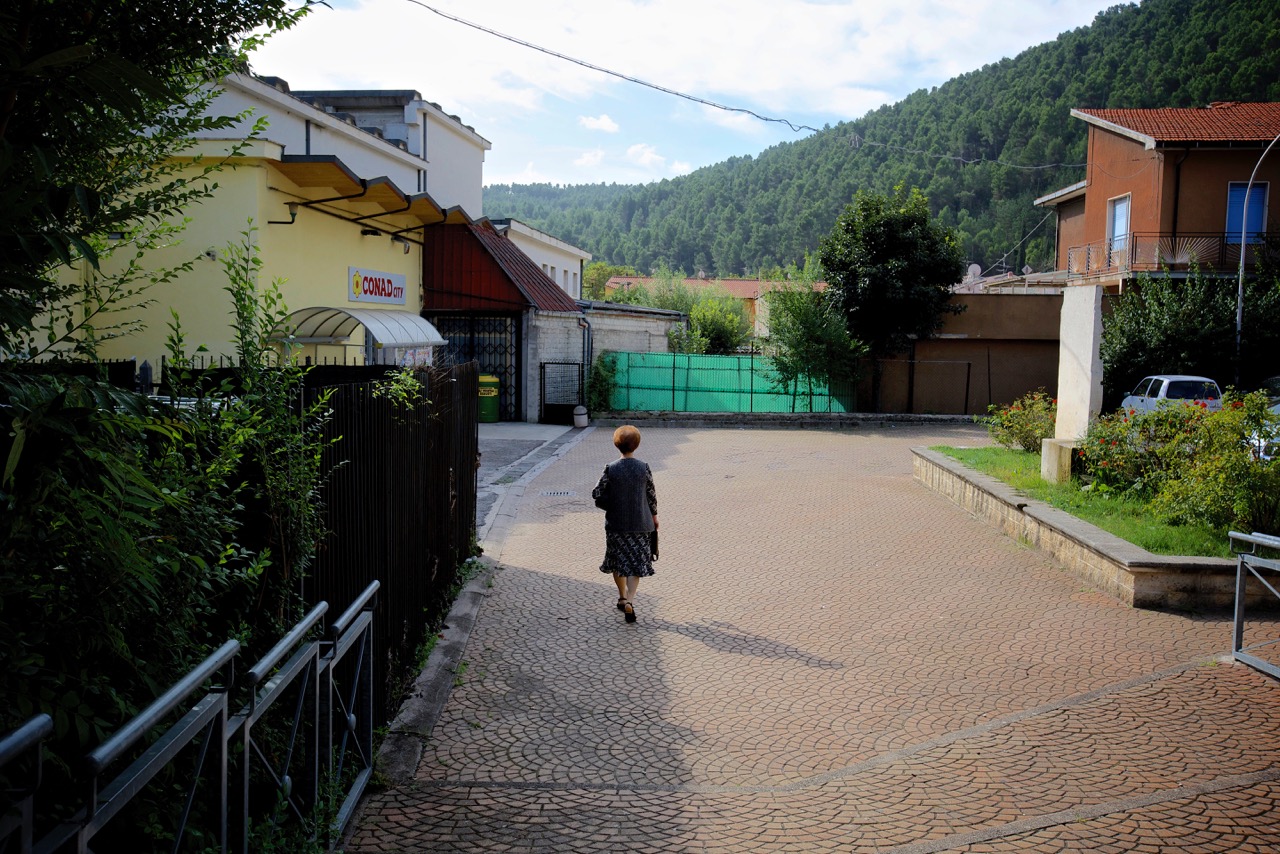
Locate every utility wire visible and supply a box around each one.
[403,0,1087,172]
[979,209,1056,278]
[404,0,821,134]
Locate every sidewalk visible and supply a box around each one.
[352,423,1280,853]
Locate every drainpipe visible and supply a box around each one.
[578,310,593,403]
[1170,148,1189,247]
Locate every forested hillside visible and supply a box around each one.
[484,0,1280,276]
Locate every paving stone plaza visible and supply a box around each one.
[348,424,1280,852]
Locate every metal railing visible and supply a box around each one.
[1066,231,1278,279]
[1230,531,1280,680]
[0,714,53,853]
[0,582,379,853]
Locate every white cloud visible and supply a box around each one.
[626,143,666,170]
[579,114,619,133]
[248,0,1121,185]
[670,160,693,176]
[574,148,605,167]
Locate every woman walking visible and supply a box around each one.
[592,425,658,624]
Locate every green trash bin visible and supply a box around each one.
[478,374,500,423]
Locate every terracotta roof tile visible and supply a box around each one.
[1075,102,1280,143]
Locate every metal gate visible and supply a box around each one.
[540,361,583,425]
[427,314,520,421]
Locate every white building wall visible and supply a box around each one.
[495,221,591,300]
[199,77,488,218]
[424,112,486,219]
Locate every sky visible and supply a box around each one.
[250,0,1121,188]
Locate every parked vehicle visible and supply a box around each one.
[1120,375,1222,413]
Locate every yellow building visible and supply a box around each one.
[86,74,490,373]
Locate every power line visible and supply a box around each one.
[403,0,821,134]
[403,1,1086,173]
[980,209,1056,278]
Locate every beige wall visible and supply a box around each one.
[860,292,1063,415]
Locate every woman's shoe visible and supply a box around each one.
[617,597,627,612]
[623,601,636,623]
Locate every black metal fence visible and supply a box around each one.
[540,361,583,424]
[0,582,378,853]
[0,361,479,850]
[304,361,479,722]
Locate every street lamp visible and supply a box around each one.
[1236,130,1280,386]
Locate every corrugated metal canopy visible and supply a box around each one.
[275,307,447,348]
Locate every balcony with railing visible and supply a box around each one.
[1065,231,1279,281]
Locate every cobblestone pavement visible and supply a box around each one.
[349,425,1280,853]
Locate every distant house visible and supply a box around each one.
[603,276,825,337]
[1035,101,1280,287]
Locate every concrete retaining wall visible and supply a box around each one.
[912,447,1255,611]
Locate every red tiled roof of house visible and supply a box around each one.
[605,276,826,299]
[1072,102,1280,144]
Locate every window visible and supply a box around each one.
[1107,194,1130,267]
[1227,182,1268,244]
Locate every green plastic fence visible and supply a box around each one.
[608,351,854,413]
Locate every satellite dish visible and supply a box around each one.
[965,263,982,282]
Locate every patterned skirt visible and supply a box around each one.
[600,531,655,577]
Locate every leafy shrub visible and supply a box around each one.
[585,350,618,414]
[1079,401,1209,493]
[1148,391,1280,531]
[984,389,1056,452]
[1078,392,1280,532]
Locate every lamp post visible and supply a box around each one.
[1236,131,1280,386]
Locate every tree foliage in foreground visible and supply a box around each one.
[0,0,306,356]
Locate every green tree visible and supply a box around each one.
[818,186,965,410]
[1100,267,1280,405]
[761,259,867,410]
[0,0,307,355]
[582,261,637,300]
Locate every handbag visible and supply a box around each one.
[650,529,659,561]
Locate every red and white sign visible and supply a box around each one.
[348,267,407,305]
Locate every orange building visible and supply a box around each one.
[1036,102,1280,288]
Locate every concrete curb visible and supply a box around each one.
[911,447,1241,610]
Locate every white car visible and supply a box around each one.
[1120,375,1222,414]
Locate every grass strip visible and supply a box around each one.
[932,445,1232,559]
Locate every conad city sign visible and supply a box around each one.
[348,267,407,305]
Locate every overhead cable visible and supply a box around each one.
[404,0,821,134]
[403,0,1088,172]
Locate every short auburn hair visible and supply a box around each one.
[613,425,641,454]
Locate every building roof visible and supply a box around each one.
[605,276,825,299]
[470,223,581,313]
[1071,102,1280,149]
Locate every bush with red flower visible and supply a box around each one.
[984,389,1057,452]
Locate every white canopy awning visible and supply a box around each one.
[273,307,447,349]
